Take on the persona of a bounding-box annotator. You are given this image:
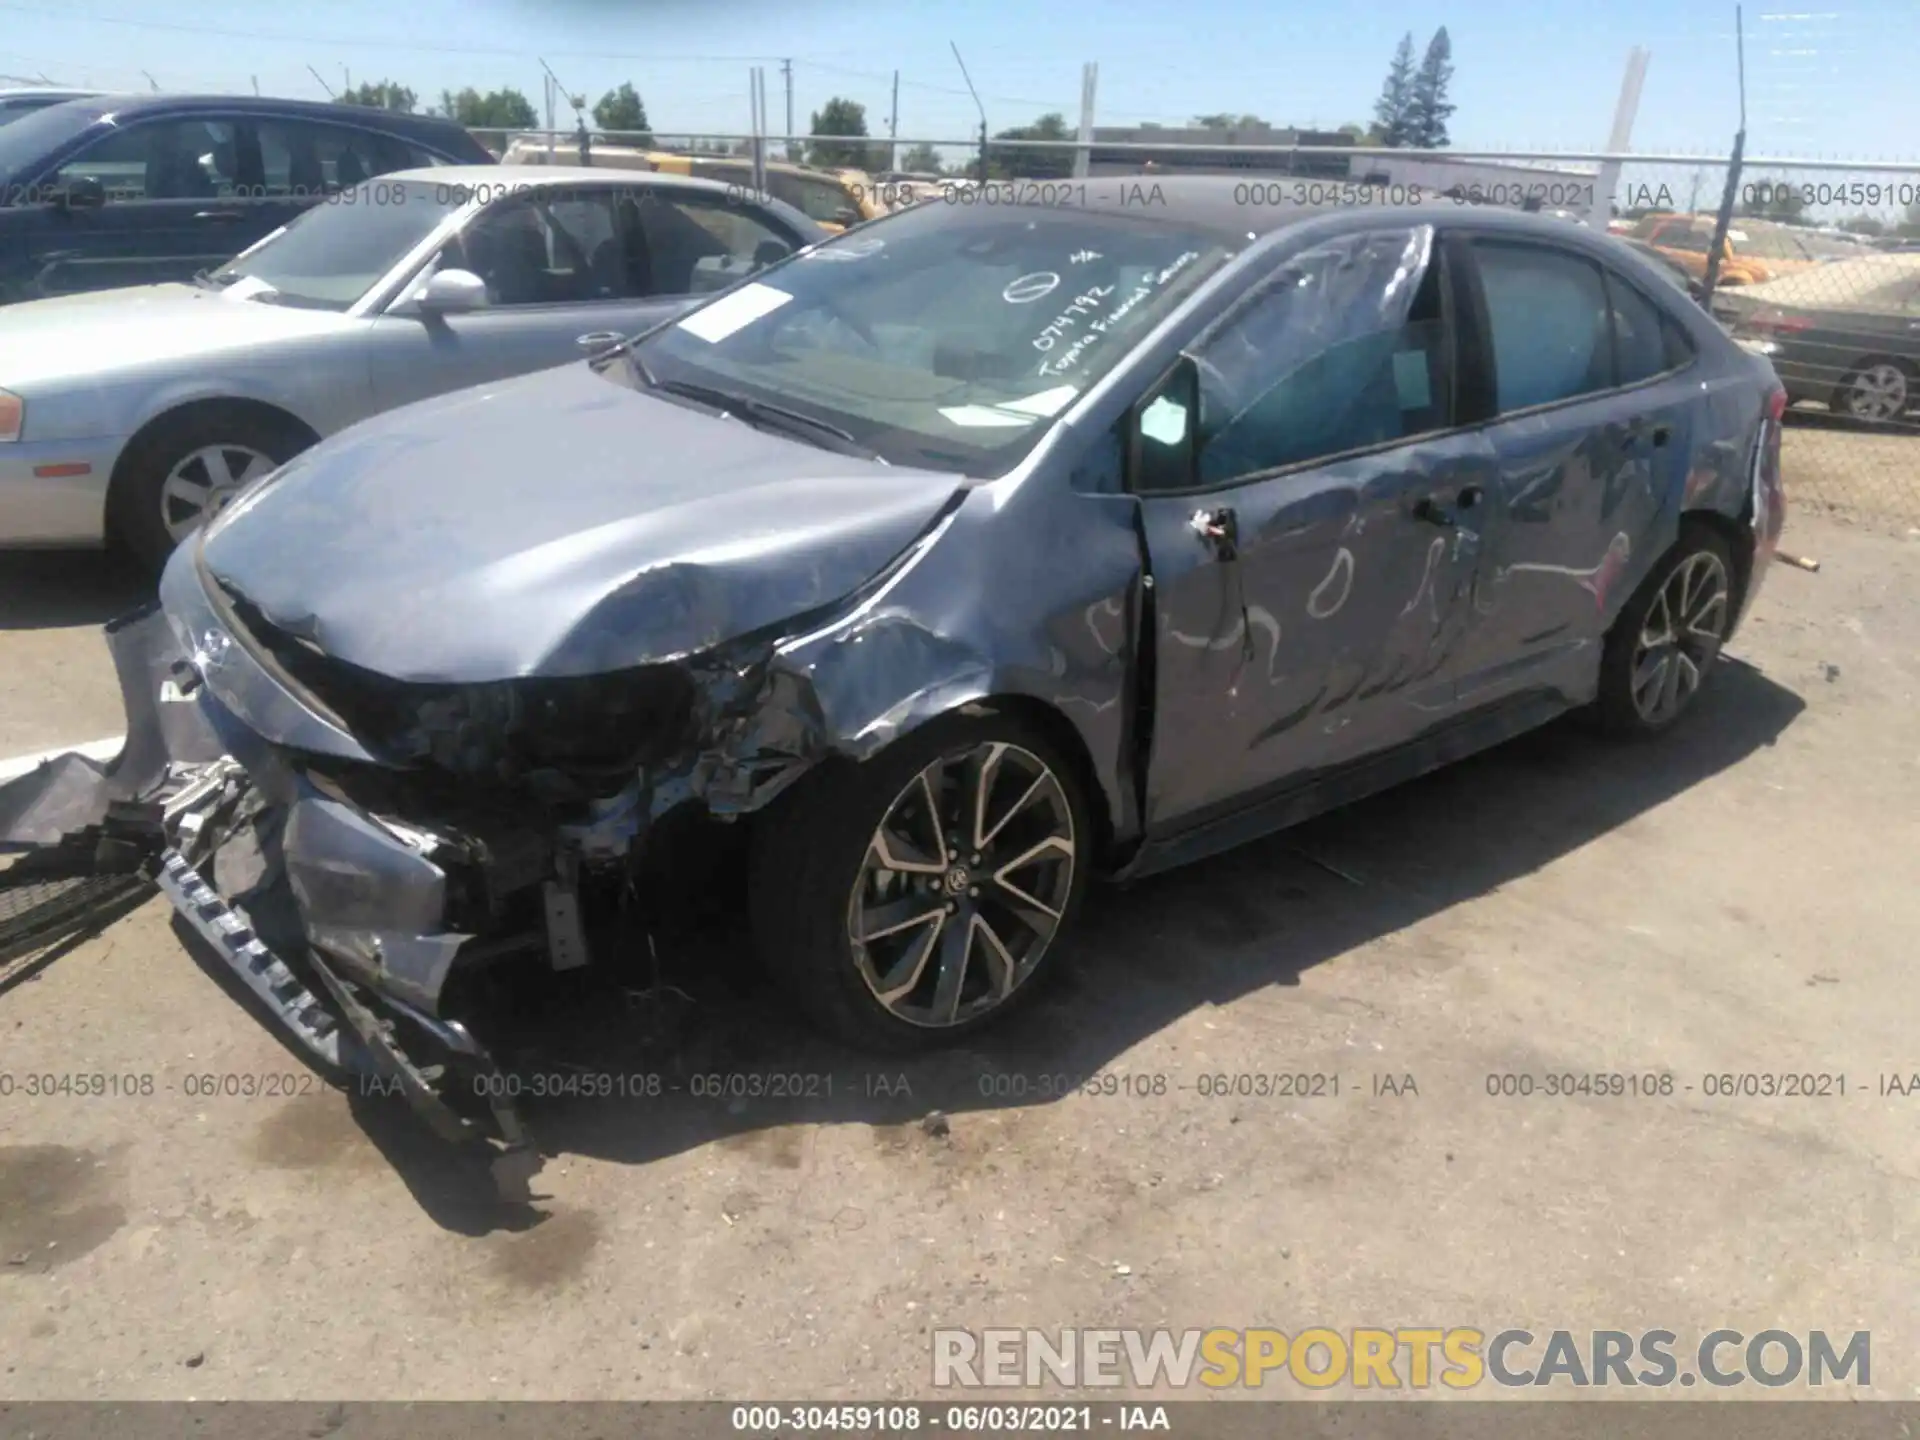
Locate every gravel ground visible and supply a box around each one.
[0,511,1915,1402]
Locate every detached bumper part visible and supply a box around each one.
[158,778,545,1204]
[0,602,544,1204]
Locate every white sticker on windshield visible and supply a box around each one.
[676,282,794,342]
[938,405,1039,429]
[995,385,1079,418]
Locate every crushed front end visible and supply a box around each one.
[0,541,822,1204]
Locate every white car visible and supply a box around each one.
[0,166,824,572]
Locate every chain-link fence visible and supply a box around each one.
[1689,165,1920,534]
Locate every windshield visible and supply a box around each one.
[0,100,106,188]
[210,178,468,309]
[629,202,1238,473]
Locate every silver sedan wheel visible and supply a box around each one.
[1841,362,1909,422]
[847,741,1076,1029]
[1631,551,1730,726]
[159,443,277,542]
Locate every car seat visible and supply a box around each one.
[336,148,368,188]
[287,137,324,197]
[613,195,656,295]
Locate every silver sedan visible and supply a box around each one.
[0,165,825,572]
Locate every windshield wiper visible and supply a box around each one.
[651,379,885,462]
[192,267,239,290]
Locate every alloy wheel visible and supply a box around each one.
[159,443,278,542]
[1630,551,1730,726]
[847,741,1076,1029]
[1842,363,1909,423]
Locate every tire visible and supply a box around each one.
[1832,358,1913,424]
[1594,523,1737,739]
[107,407,311,578]
[748,709,1092,1053]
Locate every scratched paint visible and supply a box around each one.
[1307,548,1356,619]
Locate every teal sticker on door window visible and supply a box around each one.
[1392,350,1432,411]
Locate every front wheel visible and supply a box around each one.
[749,712,1091,1052]
[1594,525,1736,738]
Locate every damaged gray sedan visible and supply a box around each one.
[0,178,1788,1191]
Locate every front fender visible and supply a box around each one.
[731,480,1147,849]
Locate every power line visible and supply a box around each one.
[0,3,783,63]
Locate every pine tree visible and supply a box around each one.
[1372,34,1417,147]
[1405,27,1456,149]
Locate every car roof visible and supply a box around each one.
[46,92,478,140]
[382,164,748,196]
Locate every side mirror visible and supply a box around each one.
[413,268,489,314]
[833,204,862,227]
[57,174,107,211]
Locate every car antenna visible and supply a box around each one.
[306,65,336,101]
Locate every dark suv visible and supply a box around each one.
[0,94,495,302]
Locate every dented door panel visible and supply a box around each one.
[1138,428,1496,834]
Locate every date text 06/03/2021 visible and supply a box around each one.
[729,1404,1173,1433]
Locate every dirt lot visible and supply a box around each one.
[0,510,1917,1402]
[1782,412,1920,531]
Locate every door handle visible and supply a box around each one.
[576,331,623,351]
[192,210,245,222]
[1189,505,1240,560]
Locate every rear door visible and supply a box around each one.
[1446,235,1697,709]
[248,115,448,233]
[14,114,254,296]
[1133,225,1500,833]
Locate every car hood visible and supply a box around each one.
[0,282,354,386]
[196,361,968,683]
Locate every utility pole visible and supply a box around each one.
[542,67,556,164]
[342,66,350,94]
[781,58,794,161]
[888,70,899,172]
[950,42,988,184]
[1586,46,1650,226]
[251,75,259,96]
[1073,62,1098,180]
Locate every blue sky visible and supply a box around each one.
[0,0,1906,164]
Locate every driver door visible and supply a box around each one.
[13,116,255,298]
[1131,226,1498,835]
[365,186,669,408]
[364,184,802,409]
